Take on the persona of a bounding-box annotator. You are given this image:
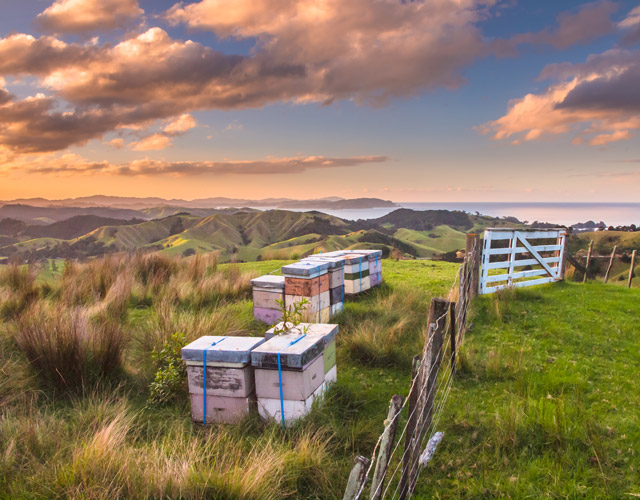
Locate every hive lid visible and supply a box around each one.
[250,275,285,289]
[301,256,345,269]
[265,322,338,345]
[339,253,367,264]
[251,333,324,370]
[281,261,330,278]
[351,249,383,260]
[181,336,266,364]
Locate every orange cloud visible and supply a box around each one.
[36,0,143,34]
[164,114,197,135]
[0,151,388,177]
[479,49,640,146]
[129,134,173,151]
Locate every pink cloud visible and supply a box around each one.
[36,0,143,34]
[129,133,173,151]
[478,48,640,146]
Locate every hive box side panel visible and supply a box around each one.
[257,383,325,425]
[323,341,336,374]
[190,393,255,424]
[187,364,255,398]
[254,307,283,324]
[325,365,337,387]
[253,289,284,309]
[284,274,330,296]
[254,355,324,400]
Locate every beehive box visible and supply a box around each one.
[340,253,370,294]
[302,255,345,289]
[182,336,266,424]
[264,323,338,385]
[251,275,285,323]
[252,332,326,424]
[351,250,383,287]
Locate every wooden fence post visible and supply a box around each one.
[449,301,456,376]
[466,233,480,297]
[398,356,421,498]
[399,298,449,500]
[583,240,593,283]
[628,250,636,289]
[604,245,617,283]
[343,456,371,500]
[559,230,569,281]
[369,395,404,500]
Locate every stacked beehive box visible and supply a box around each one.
[251,333,326,426]
[340,253,370,295]
[181,336,266,424]
[265,322,338,387]
[302,255,345,316]
[351,249,383,287]
[282,261,331,323]
[250,275,285,323]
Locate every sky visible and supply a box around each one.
[0,0,639,202]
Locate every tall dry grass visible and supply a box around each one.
[11,302,127,390]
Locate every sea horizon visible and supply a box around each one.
[253,202,640,227]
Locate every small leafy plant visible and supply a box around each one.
[148,331,187,406]
[271,297,312,335]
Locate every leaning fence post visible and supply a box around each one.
[399,298,449,500]
[398,355,421,498]
[604,245,617,283]
[583,240,593,283]
[369,395,404,500]
[343,456,371,500]
[628,250,636,289]
[466,233,480,297]
[449,301,456,376]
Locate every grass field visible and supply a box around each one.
[1,256,638,499]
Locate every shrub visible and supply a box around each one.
[147,332,187,406]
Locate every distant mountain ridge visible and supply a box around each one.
[1,195,397,210]
[0,207,525,263]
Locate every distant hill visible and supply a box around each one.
[0,204,146,224]
[1,195,397,210]
[0,207,528,263]
[23,215,145,240]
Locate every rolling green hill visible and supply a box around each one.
[1,208,528,263]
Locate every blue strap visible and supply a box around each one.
[277,334,307,429]
[359,260,362,293]
[318,273,322,322]
[202,337,227,424]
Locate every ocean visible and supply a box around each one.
[265,203,640,227]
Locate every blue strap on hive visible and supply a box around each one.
[277,334,307,429]
[318,273,321,322]
[202,337,227,424]
[359,260,362,293]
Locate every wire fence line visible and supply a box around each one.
[343,234,481,500]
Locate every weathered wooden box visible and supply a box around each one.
[257,382,326,425]
[250,275,285,290]
[325,365,337,387]
[284,274,330,296]
[282,261,330,279]
[253,289,285,309]
[254,354,324,400]
[253,307,283,324]
[251,333,324,371]
[329,285,345,305]
[345,275,371,295]
[181,336,266,424]
[330,302,344,316]
[302,256,345,289]
[189,393,256,424]
[284,291,330,313]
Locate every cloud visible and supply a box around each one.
[620,5,640,44]
[36,0,143,34]
[1,0,623,155]
[1,151,388,177]
[104,137,125,148]
[478,48,640,146]
[164,114,197,135]
[129,133,173,151]
[492,1,618,54]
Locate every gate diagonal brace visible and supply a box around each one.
[516,233,557,278]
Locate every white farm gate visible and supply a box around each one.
[479,228,567,295]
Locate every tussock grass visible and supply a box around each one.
[11,302,127,390]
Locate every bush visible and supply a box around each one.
[147,332,187,406]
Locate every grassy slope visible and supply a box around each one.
[3,259,637,498]
[394,226,466,257]
[415,282,640,499]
